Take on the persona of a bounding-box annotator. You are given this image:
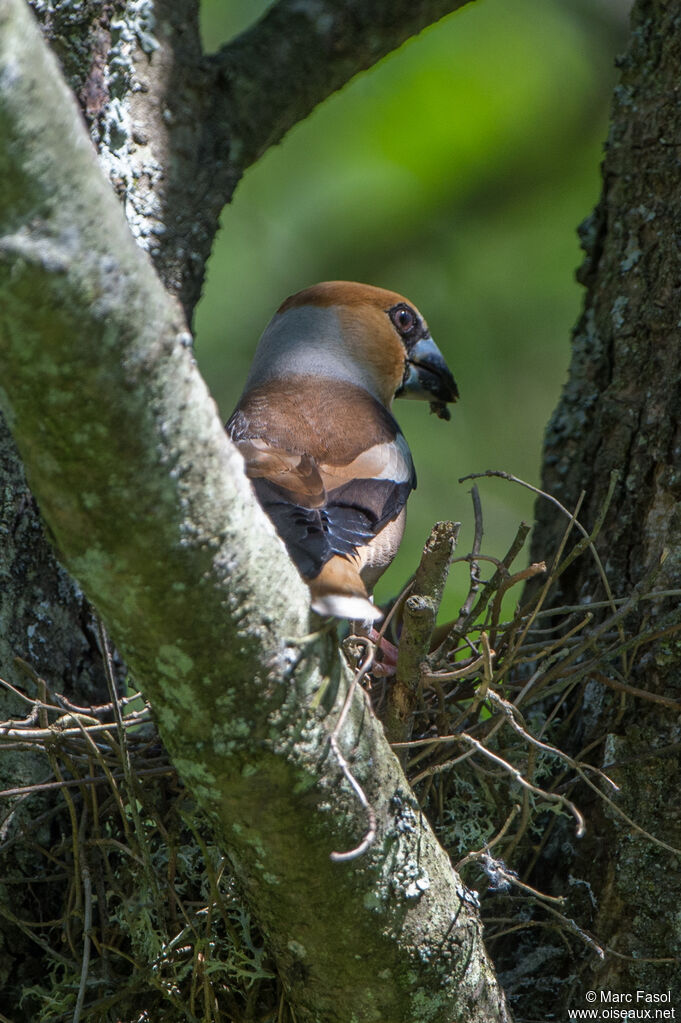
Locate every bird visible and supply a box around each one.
[227,281,458,623]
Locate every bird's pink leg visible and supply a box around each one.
[367,626,400,676]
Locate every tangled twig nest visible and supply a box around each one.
[344,470,681,958]
[0,653,281,1022]
[2,470,681,1020]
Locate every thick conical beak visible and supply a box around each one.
[396,336,459,415]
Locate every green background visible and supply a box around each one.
[195,0,628,618]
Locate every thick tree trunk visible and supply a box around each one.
[508,0,681,1015]
[0,1,510,1021]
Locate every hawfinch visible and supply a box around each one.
[227,281,458,622]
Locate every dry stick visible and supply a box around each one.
[0,767,174,800]
[428,632,497,743]
[73,852,93,1023]
[443,488,487,652]
[405,704,510,779]
[96,622,166,917]
[0,669,63,713]
[516,553,669,710]
[536,678,584,740]
[489,562,547,645]
[9,656,138,723]
[527,707,681,867]
[33,674,85,935]
[485,918,570,946]
[87,837,145,865]
[488,901,605,960]
[461,469,624,660]
[460,468,617,600]
[0,710,151,743]
[491,917,588,958]
[477,856,566,906]
[528,589,681,620]
[575,761,681,858]
[179,817,243,950]
[519,726,612,886]
[592,669,681,712]
[502,783,532,866]
[447,520,532,652]
[458,487,484,622]
[537,901,606,959]
[400,485,677,934]
[486,690,618,792]
[70,714,135,847]
[503,494,586,693]
[46,752,82,911]
[98,944,200,1018]
[412,731,585,835]
[455,803,521,871]
[531,748,681,888]
[512,613,593,663]
[0,899,73,967]
[421,652,487,684]
[384,521,459,746]
[54,691,144,716]
[493,497,591,701]
[603,948,680,965]
[328,594,406,862]
[465,631,493,723]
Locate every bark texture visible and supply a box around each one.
[0,1,509,1020]
[30,0,474,319]
[512,0,681,1014]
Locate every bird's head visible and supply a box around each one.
[246,281,459,416]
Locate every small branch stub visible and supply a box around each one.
[384,521,459,745]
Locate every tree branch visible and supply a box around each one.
[27,0,476,317]
[209,0,475,170]
[0,2,508,1020]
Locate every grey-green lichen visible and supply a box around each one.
[85,1,165,251]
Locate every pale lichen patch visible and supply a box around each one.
[157,642,194,677]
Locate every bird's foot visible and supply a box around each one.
[367,627,399,677]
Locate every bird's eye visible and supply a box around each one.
[390,305,417,335]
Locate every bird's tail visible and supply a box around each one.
[308,555,382,623]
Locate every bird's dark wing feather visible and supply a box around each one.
[251,477,413,580]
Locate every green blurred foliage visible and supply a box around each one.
[195,0,625,618]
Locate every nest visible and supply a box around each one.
[2,470,679,1022]
[344,471,681,957]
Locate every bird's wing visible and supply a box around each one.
[248,441,414,581]
[227,378,415,581]
[234,437,326,507]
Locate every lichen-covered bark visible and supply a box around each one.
[515,0,681,1013]
[0,425,106,701]
[0,419,110,1001]
[28,0,215,317]
[0,3,112,987]
[29,0,473,317]
[0,1,509,1019]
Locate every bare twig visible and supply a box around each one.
[592,669,681,712]
[455,804,521,871]
[0,766,174,801]
[329,595,405,862]
[73,860,92,1023]
[457,487,484,622]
